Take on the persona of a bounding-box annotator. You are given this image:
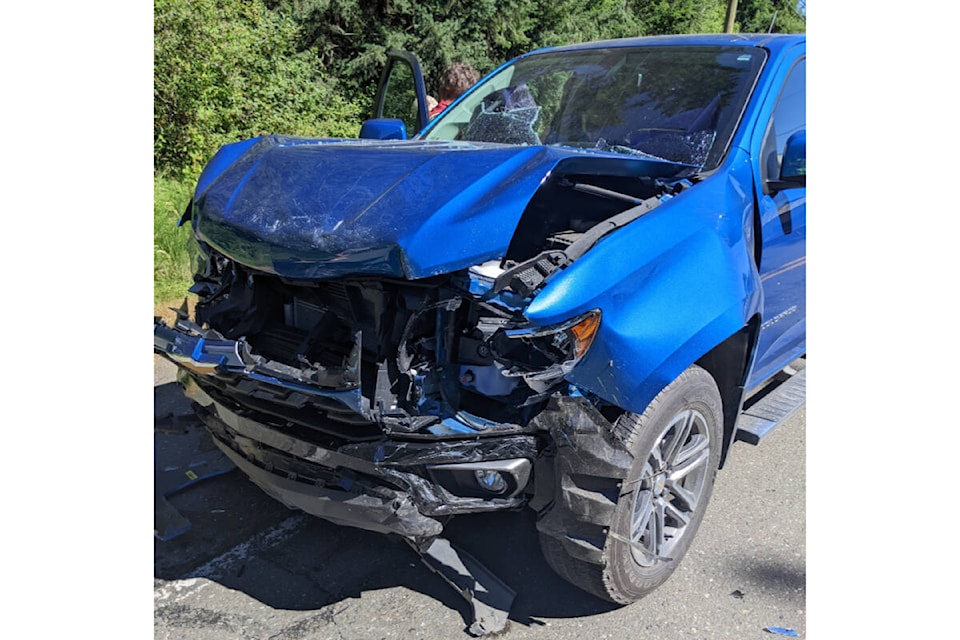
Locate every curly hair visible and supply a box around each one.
[437,62,480,102]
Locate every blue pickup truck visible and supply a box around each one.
[156,33,805,634]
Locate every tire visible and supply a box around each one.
[539,365,723,604]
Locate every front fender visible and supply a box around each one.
[524,167,761,414]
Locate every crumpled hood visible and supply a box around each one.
[192,136,684,280]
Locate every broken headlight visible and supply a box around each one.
[493,310,601,389]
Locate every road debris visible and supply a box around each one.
[763,626,799,636]
[411,537,516,636]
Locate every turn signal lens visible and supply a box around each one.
[498,309,602,375]
[569,311,601,358]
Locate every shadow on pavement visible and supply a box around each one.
[155,377,619,632]
[729,554,806,599]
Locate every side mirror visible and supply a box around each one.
[780,130,806,182]
[359,118,407,140]
[766,130,805,191]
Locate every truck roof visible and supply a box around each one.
[539,33,805,56]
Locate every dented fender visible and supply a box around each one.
[525,151,763,414]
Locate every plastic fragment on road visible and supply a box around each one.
[155,495,192,541]
[763,627,799,636]
[155,418,237,541]
[411,536,516,636]
[730,589,745,599]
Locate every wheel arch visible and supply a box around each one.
[694,314,760,468]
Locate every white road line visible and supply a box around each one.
[192,513,309,579]
[154,513,309,602]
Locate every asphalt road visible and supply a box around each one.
[154,355,805,640]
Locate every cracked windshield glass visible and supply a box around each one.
[424,46,765,170]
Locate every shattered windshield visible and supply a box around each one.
[422,45,766,170]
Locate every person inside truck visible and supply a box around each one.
[429,62,480,118]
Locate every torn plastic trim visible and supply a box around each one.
[178,366,384,446]
[155,319,366,417]
[338,436,538,468]
[213,432,444,537]
[530,395,635,566]
[411,536,516,636]
[191,389,538,517]
[200,402,517,520]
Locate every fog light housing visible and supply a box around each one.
[426,459,531,499]
[474,470,508,494]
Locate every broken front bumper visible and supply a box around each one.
[156,320,538,538]
[187,378,537,537]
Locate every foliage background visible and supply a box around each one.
[155,0,804,178]
[153,0,804,302]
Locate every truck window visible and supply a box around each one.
[761,58,806,183]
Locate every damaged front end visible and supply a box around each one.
[154,36,793,631]
[155,136,695,544]
[153,124,707,633]
[154,138,704,636]
[155,237,613,532]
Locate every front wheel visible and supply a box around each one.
[539,365,723,603]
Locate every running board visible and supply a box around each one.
[735,367,806,445]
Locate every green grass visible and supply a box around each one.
[154,175,196,305]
